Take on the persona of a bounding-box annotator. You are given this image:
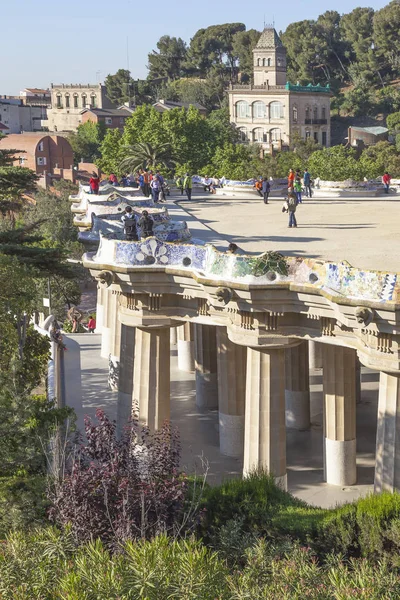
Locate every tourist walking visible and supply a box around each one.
[89,172,100,195]
[383,171,391,194]
[176,175,184,195]
[138,210,154,239]
[183,173,192,200]
[150,175,161,203]
[138,171,145,196]
[262,177,270,204]
[303,169,312,198]
[121,206,138,241]
[288,168,295,190]
[87,315,96,333]
[282,191,298,228]
[294,177,302,204]
[143,171,151,197]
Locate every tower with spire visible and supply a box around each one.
[253,27,287,87]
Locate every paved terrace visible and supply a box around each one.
[64,190,400,508]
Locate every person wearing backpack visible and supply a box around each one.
[138,210,154,239]
[282,192,298,228]
[121,206,138,241]
[294,177,302,204]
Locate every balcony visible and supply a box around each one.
[305,119,328,125]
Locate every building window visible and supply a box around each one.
[74,95,78,108]
[257,58,261,66]
[238,127,247,142]
[313,106,318,121]
[262,58,266,66]
[38,142,44,152]
[314,132,318,142]
[322,106,326,120]
[322,131,327,146]
[305,107,310,120]
[91,95,97,108]
[253,128,264,142]
[65,95,70,108]
[293,106,298,123]
[56,95,62,108]
[270,128,281,141]
[37,157,47,166]
[105,117,113,125]
[18,157,26,165]
[269,101,283,119]
[82,95,87,108]
[267,58,271,66]
[236,101,250,119]
[253,101,266,118]
[305,130,311,139]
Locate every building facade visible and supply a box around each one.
[0,96,48,133]
[0,133,73,175]
[80,107,133,130]
[47,83,115,132]
[229,28,332,151]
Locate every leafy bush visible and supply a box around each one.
[0,476,48,538]
[48,409,202,549]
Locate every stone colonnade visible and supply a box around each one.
[97,285,400,493]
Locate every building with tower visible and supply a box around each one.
[228,27,332,151]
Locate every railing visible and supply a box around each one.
[230,83,286,91]
[305,119,328,125]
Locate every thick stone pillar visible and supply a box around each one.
[194,324,218,410]
[133,327,170,430]
[322,345,357,486]
[109,291,122,391]
[177,322,195,372]
[244,346,287,489]
[309,340,323,370]
[356,356,362,404]
[216,328,246,457]
[100,287,112,359]
[116,324,135,436]
[285,341,310,430]
[375,372,400,493]
[95,285,104,334]
[170,327,177,345]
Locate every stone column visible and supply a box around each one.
[375,372,400,493]
[194,324,218,410]
[95,285,104,334]
[244,346,287,489]
[170,327,178,345]
[133,327,170,430]
[285,341,310,430]
[322,345,357,486]
[177,322,195,372]
[216,328,246,457]
[100,286,112,359]
[116,324,135,436]
[356,356,362,404]
[109,291,122,391]
[309,340,323,370]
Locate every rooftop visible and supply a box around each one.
[153,99,207,111]
[81,108,132,117]
[255,27,283,49]
[350,126,388,135]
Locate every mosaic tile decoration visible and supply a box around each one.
[90,237,400,305]
[79,215,190,244]
[72,197,156,228]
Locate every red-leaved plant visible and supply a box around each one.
[48,409,203,549]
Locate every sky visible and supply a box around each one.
[1,0,390,95]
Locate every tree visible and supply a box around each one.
[148,35,188,80]
[205,143,254,180]
[232,29,261,81]
[387,111,400,151]
[307,145,363,180]
[359,141,400,178]
[373,1,400,77]
[120,141,174,173]
[68,121,106,163]
[104,69,134,105]
[0,166,38,216]
[340,8,376,83]
[96,128,123,176]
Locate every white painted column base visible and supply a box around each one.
[170,328,177,345]
[101,327,111,359]
[219,413,244,457]
[177,340,195,372]
[309,341,323,370]
[274,473,288,491]
[285,390,310,430]
[324,437,356,486]
[196,372,218,410]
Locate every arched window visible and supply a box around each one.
[56,94,62,108]
[321,106,326,120]
[73,94,79,108]
[257,58,260,66]
[305,130,311,139]
[91,95,97,108]
[253,128,264,142]
[293,105,298,123]
[238,127,247,142]
[269,101,283,119]
[253,101,266,118]
[262,58,266,66]
[305,106,310,121]
[270,128,281,141]
[82,94,87,108]
[236,101,250,119]
[267,58,271,66]
[313,106,318,121]
[65,94,70,108]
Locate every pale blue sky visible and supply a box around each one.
[2,0,389,94]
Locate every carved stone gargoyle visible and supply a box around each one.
[355,306,374,327]
[215,287,233,305]
[96,270,115,288]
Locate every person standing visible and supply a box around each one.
[288,168,295,191]
[262,177,270,204]
[87,315,96,333]
[150,175,161,203]
[183,173,192,200]
[383,171,391,194]
[143,171,151,197]
[283,191,298,228]
[109,173,118,186]
[303,169,312,198]
[89,172,100,195]
[121,206,138,241]
[138,171,145,196]
[294,177,302,204]
[176,175,184,195]
[138,210,154,239]
[254,177,263,197]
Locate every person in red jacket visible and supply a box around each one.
[382,172,391,194]
[87,315,96,333]
[89,172,100,195]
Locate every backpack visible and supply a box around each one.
[288,195,296,211]
[123,215,137,238]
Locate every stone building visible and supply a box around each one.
[0,132,73,175]
[228,27,332,151]
[80,107,133,131]
[47,83,115,132]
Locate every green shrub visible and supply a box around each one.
[271,505,327,543]
[356,492,400,560]
[0,476,48,538]
[314,503,359,558]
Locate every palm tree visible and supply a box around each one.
[120,142,175,173]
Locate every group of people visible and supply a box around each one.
[175,174,193,200]
[121,206,154,241]
[283,168,313,228]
